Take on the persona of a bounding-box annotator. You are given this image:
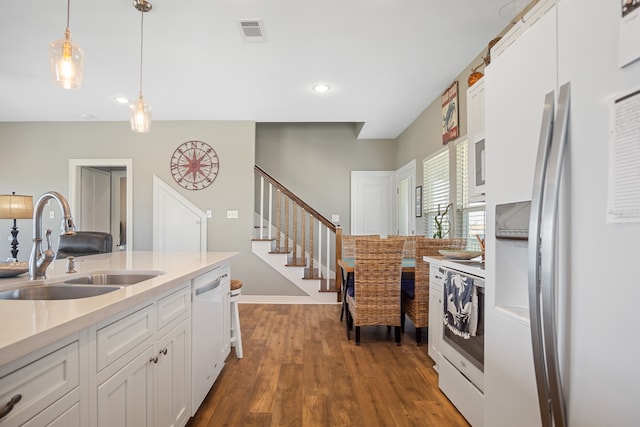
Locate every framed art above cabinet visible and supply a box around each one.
[467,77,486,201]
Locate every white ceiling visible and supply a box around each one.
[0,0,517,139]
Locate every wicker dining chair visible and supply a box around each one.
[339,234,379,322]
[346,237,405,345]
[401,237,466,345]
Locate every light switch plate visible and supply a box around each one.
[227,210,239,219]
[331,214,340,223]
[49,211,55,219]
[206,210,212,218]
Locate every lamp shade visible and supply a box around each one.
[130,94,151,133]
[50,31,84,90]
[0,194,33,219]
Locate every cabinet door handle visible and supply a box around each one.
[160,348,168,355]
[150,356,159,364]
[0,394,22,420]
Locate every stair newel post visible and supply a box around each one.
[326,226,330,286]
[335,225,343,302]
[318,220,323,282]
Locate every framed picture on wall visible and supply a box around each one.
[415,186,423,217]
[441,81,459,144]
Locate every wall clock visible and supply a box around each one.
[170,140,220,190]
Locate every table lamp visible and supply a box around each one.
[0,192,34,261]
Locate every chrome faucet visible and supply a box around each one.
[29,191,76,280]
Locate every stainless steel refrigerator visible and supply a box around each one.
[484,0,640,426]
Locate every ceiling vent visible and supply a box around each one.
[238,19,266,42]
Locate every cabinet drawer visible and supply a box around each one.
[157,284,190,332]
[96,304,155,372]
[21,389,80,427]
[0,341,79,426]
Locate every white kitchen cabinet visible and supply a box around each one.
[427,261,444,369]
[155,318,191,427]
[97,344,155,427]
[155,285,191,426]
[94,284,191,427]
[0,334,83,427]
[467,78,486,201]
[21,392,80,427]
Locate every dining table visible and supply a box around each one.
[338,257,416,321]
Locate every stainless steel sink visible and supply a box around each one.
[0,284,122,300]
[64,272,161,285]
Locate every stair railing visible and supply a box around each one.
[254,165,342,298]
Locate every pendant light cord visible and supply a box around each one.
[138,9,144,96]
[66,0,71,29]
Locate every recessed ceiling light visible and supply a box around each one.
[114,96,131,104]
[312,83,330,93]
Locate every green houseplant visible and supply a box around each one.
[433,203,452,239]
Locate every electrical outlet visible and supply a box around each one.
[331,214,340,223]
[226,210,239,219]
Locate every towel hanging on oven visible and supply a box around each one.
[443,270,478,339]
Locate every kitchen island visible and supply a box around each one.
[0,250,238,427]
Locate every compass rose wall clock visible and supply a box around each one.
[170,140,220,190]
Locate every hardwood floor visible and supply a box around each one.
[190,304,470,427]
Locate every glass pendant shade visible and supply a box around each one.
[130,94,151,133]
[50,29,84,89]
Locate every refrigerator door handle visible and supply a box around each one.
[540,81,571,427]
[528,90,556,427]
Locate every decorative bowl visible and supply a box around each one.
[0,261,29,278]
[438,250,483,260]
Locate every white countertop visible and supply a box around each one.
[423,255,486,278]
[0,251,239,366]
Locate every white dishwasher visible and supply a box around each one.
[191,265,230,415]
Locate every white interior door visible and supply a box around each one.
[69,159,133,251]
[111,171,126,247]
[350,171,395,236]
[153,176,207,252]
[80,167,111,233]
[396,160,416,235]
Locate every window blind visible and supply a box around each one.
[455,139,486,251]
[423,148,450,237]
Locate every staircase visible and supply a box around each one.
[252,165,342,304]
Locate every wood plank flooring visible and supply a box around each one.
[190,304,470,427]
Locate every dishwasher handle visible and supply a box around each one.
[195,276,222,296]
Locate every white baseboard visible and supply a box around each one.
[238,295,340,305]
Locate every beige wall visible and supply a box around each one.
[0,120,304,296]
[396,51,487,233]
[255,122,397,236]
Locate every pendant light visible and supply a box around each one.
[130,0,152,133]
[49,0,84,89]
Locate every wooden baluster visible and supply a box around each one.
[309,214,315,277]
[275,190,281,252]
[292,202,298,263]
[284,197,290,253]
[301,208,306,268]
